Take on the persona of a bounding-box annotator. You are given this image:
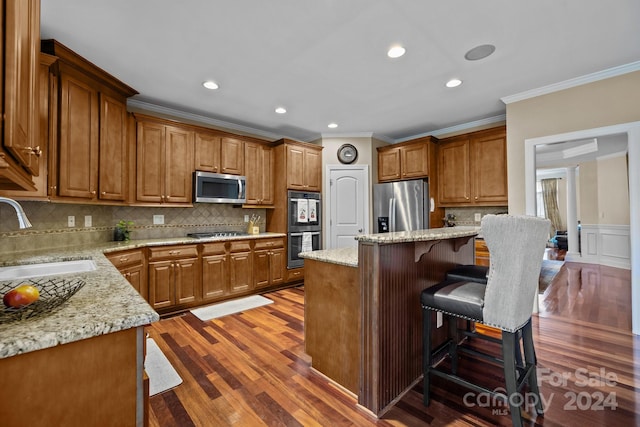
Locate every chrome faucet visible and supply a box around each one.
[0,197,32,229]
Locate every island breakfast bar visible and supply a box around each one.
[300,227,478,417]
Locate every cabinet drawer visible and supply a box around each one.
[254,238,284,251]
[202,242,227,256]
[106,249,145,268]
[148,245,198,261]
[286,268,304,283]
[229,241,252,253]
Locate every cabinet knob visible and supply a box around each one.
[24,146,42,157]
[119,257,129,262]
[101,191,106,195]
[91,190,96,195]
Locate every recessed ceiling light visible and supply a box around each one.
[464,44,496,61]
[202,80,219,90]
[328,123,338,129]
[275,107,287,114]
[387,45,406,58]
[445,78,463,88]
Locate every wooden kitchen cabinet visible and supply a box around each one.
[106,248,148,300]
[228,240,253,295]
[475,238,490,266]
[201,241,228,302]
[194,131,245,175]
[0,0,40,190]
[283,141,322,191]
[244,141,274,206]
[148,245,200,312]
[136,116,194,205]
[437,126,507,206]
[377,138,431,182]
[42,40,137,203]
[253,238,285,289]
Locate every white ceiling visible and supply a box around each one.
[40,1,640,143]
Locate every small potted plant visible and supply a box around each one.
[114,220,134,241]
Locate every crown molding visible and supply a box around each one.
[127,98,286,141]
[501,61,640,105]
[395,114,507,143]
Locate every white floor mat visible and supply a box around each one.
[190,295,273,321]
[145,338,183,396]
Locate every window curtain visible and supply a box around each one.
[541,178,563,234]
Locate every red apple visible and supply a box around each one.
[3,284,40,308]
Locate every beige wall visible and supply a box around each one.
[596,154,630,224]
[506,70,640,214]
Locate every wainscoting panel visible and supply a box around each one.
[580,224,630,269]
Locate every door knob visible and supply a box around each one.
[358,229,363,232]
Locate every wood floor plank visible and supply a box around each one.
[148,263,639,426]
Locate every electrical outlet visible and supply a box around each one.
[244,214,249,223]
[153,214,164,225]
[474,213,481,222]
[436,312,443,328]
[84,215,92,227]
[67,216,75,227]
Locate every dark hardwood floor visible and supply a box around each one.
[147,261,638,426]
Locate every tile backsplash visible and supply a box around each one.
[0,201,265,256]
[443,206,508,227]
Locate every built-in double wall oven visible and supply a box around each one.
[287,190,321,269]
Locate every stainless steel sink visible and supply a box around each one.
[0,259,97,280]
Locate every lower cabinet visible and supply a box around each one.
[229,241,253,295]
[106,248,148,300]
[201,242,227,302]
[253,238,285,289]
[475,238,490,266]
[148,245,200,312]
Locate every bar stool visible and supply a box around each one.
[446,264,489,284]
[421,214,550,427]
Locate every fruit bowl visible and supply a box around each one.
[0,278,86,323]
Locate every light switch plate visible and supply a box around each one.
[84,215,92,227]
[153,214,164,225]
[474,213,481,222]
[67,216,75,227]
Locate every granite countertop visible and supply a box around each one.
[354,226,479,244]
[299,247,358,267]
[0,232,285,359]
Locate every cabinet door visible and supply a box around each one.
[3,0,39,175]
[245,143,274,205]
[98,94,128,201]
[58,73,99,199]
[253,249,270,289]
[401,143,429,179]
[164,125,194,203]
[378,148,401,182]
[194,131,220,172]
[471,131,508,204]
[174,257,199,305]
[136,121,165,203]
[286,145,305,189]
[269,247,285,286]
[303,148,322,191]
[220,137,244,175]
[202,254,227,301]
[229,251,252,294]
[438,138,471,205]
[148,261,174,310]
[122,264,147,301]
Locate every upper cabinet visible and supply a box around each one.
[282,141,322,191]
[0,0,40,190]
[377,137,433,182]
[135,116,194,205]
[437,126,507,207]
[244,142,274,206]
[42,40,138,203]
[194,131,244,176]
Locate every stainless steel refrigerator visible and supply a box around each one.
[373,179,431,233]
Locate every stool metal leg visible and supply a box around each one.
[502,330,523,427]
[522,320,544,415]
[423,307,433,406]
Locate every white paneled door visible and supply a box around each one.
[326,165,369,249]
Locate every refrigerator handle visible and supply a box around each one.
[389,197,396,232]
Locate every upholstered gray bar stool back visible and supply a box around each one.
[421,214,550,427]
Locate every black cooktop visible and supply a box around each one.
[187,231,246,239]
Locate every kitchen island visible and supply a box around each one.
[300,227,478,417]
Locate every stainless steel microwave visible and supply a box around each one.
[193,171,246,204]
